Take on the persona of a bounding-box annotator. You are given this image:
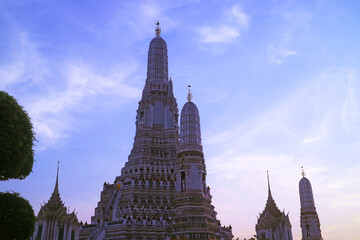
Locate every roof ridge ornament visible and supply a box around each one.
[187,84,193,102]
[301,166,306,177]
[155,21,161,37]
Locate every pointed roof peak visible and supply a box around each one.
[261,171,281,217]
[46,161,64,210]
[260,171,282,218]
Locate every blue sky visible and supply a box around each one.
[1,0,360,239]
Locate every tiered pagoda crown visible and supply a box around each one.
[178,90,202,153]
[135,22,177,130]
[299,169,315,209]
[146,21,168,83]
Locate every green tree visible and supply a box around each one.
[0,91,36,239]
[0,192,35,239]
[0,91,36,180]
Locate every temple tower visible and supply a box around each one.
[83,22,179,240]
[299,168,323,240]
[168,89,233,240]
[80,22,232,240]
[256,172,293,240]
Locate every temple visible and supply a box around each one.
[299,168,323,240]
[79,22,232,240]
[31,162,80,240]
[30,21,326,240]
[255,172,293,240]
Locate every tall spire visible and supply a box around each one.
[267,170,272,197]
[46,161,63,210]
[256,171,292,240]
[155,21,161,37]
[262,171,281,217]
[139,23,176,130]
[54,161,59,193]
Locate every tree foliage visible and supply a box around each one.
[0,91,36,180]
[0,192,35,239]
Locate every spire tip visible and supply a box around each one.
[301,166,306,177]
[267,170,272,196]
[55,161,60,192]
[187,85,193,101]
[155,21,161,37]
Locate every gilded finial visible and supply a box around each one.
[301,166,305,177]
[187,85,193,101]
[155,21,161,37]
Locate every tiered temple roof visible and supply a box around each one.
[32,163,79,240]
[256,172,292,240]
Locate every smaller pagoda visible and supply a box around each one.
[31,162,80,240]
[256,172,293,240]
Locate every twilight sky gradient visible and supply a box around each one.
[1,0,360,239]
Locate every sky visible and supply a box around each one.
[1,0,360,239]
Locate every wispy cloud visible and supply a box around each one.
[107,1,179,42]
[268,45,296,64]
[0,23,142,149]
[199,25,240,44]
[0,31,49,88]
[199,4,249,45]
[225,4,249,28]
[205,68,360,161]
[26,61,141,149]
[267,7,313,64]
[203,68,360,238]
[341,71,360,135]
